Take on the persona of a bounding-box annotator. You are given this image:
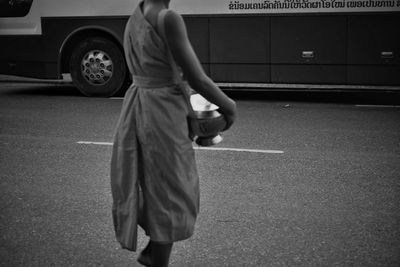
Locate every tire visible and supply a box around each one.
[70,37,126,97]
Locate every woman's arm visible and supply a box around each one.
[163,10,237,130]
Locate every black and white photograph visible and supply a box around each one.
[0,0,399,266]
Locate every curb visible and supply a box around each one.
[0,75,73,84]
[2,75,399,92]
[217,82,400,92]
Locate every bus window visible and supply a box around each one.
[0,0,33,17]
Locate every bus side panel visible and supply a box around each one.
[271,65,346,84]
[0,16,129,79]
[347,65,400,86]
[271,15,347,84]
[209,16,270,83]
[347,13,400,85]
[0,35,56,78]
[184,17,210,76]
[211,64,270,83]
[347,14,400,65]
[41,17,128,62]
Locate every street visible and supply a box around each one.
[0,81,400,266]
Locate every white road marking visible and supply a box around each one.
[109,97,124,100]
[77,141,284,154]
[355,105,400,108]
[77,141,113,145]
[193,146,284,154]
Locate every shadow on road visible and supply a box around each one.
[1,82,400,105]
[1,84,84,97]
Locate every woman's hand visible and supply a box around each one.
[220,98,237,131]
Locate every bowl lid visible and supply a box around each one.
[190,94,219,112]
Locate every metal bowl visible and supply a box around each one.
[190,94,225,146]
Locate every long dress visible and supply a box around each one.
[110,3,199,251]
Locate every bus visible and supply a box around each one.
[0,0,399,97]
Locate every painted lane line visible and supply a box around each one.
[194,146,283,154]
[109,97,124,100]
[77,141,284,154]
[77,141,113,145]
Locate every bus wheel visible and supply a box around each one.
[70,37,126,97]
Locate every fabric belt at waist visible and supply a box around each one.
[132,75,180,88]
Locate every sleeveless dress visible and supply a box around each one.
[110,3,199,251]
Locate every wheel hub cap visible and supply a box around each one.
[81,50,113,85]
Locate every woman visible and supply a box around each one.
[110,0,237,266]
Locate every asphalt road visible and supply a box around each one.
[0,82,399,266]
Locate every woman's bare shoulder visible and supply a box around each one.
[163,9,181,21]
[163,9,186,35]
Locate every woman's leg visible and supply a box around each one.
[137,240,152,266]
[151,241,173,267]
